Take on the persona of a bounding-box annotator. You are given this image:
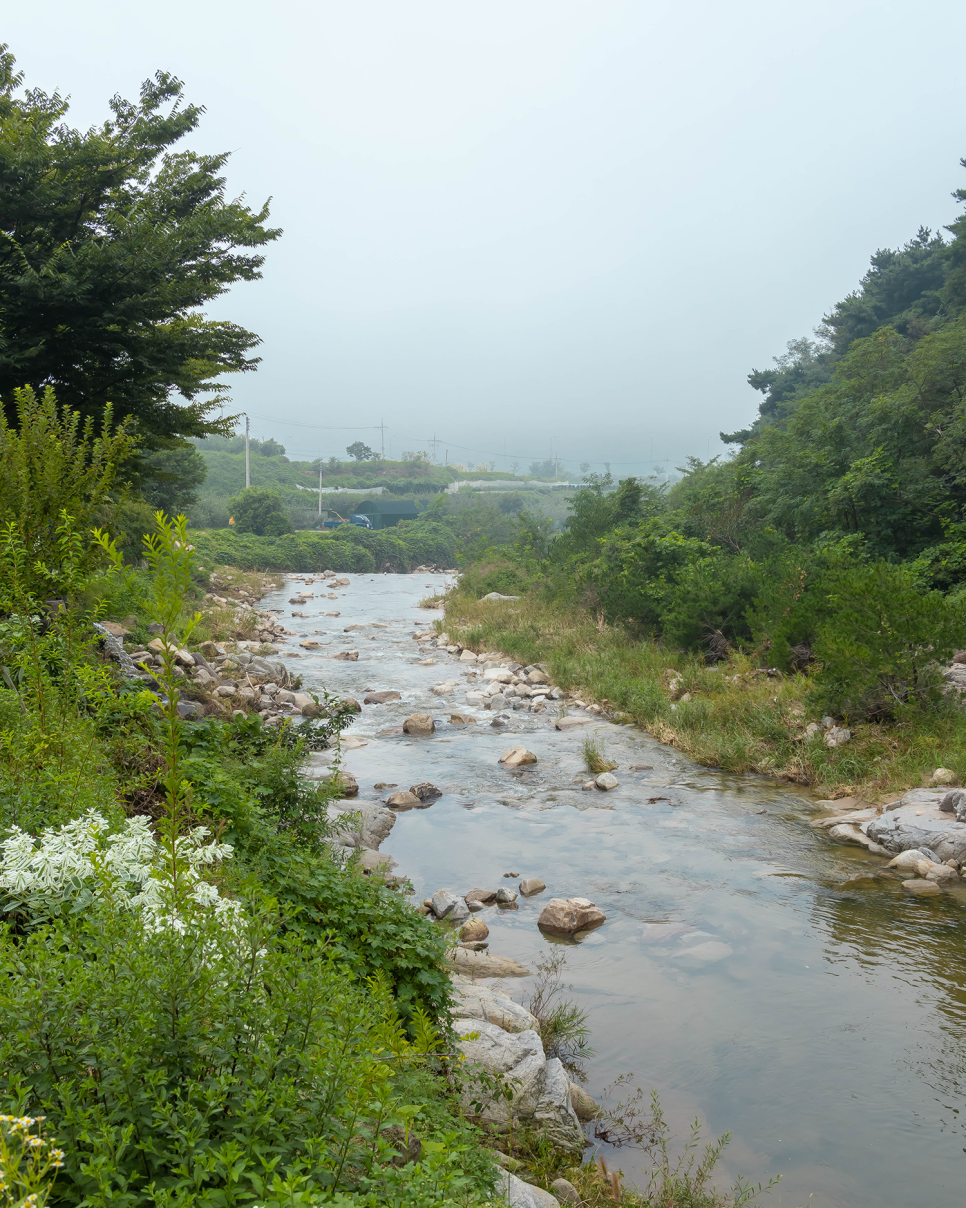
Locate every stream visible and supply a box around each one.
[265,570,966,1207]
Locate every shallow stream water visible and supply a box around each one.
[266,571,966,1207]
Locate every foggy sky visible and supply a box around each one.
[6,1,966,475]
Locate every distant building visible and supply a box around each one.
[354,499,420,529]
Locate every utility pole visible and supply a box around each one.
[379,418,386,459]
[245,415,250,488]
[318,450,322,516]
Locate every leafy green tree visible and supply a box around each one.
[228,486,293,536]
[139,442,208,513]
[0,45,280,443]
[528,458,557,477]
[553,474,663,561]
[346,441,374,461]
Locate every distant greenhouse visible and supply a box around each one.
[354,499,420,529]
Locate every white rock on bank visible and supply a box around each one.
[451,979,540,1033]
[498,1172,559,1208]
[455,1020,584,1153]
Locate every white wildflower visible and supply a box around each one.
[0,810,239,935]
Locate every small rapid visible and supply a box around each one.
[266,570,966,1208]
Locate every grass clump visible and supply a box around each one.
[583,736,618,775]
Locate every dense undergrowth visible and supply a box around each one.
[0,392,497,1207]
[190,523,457,574]
[447,579,966,798]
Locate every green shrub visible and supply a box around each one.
[109,499,159,565]
[808,561,966,719]
[228,487,294,537]
[0,386,134,596]
[0,898,487,1207]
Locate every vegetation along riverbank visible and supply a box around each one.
[443,166,966,806]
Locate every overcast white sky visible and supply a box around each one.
[7,1,966,474]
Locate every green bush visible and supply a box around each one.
[586,525,719,634]
[228,487,294,537]
[0,898,488,1207]
[0,385,134,596]
[109,499,159,565]
[808,561,966,719]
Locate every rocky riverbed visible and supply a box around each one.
[105,571,966,1206]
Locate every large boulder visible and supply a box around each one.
[450,979,539,1033]
[455,1020,584,1153]
[329,806,396,851]
[537,897,607,937]
[866,790,966,861]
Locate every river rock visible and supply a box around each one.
[465,692,486,706]
[329,805,396,851]
[527,669,550,685]
[595,772,619,791]
[402,712,435,735]
[466,888,498,905]
[432,681,460,696]
[498,1172,560,1208]
[519,877,546,896]
[886,849,931,871]
[555,716,593,730]
[496,887,518,904]
[926,863,960,884]
[450,978,538,1032]
[940,789,966,818]
[538,897,606,936]
[355,848,397,874]
[568,1083,599,1121]
[431,889,470,920]
[455,1020,583,1154]
[364,690,401,704]
[386,790,421,809]
[410,781,442,802]
[299,640,320,649]
[449,712,477,725]
[824,726,852,748]
[445,948,531,978]
[459,649,479,662]
[486,694,509,711]
[459,918,490,942]
[931,767,960,787]
[550,1178,581,1206]
[902,878,943,896]
[867,793,966,862]
[500,747,537,768]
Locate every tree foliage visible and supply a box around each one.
[228,486,294,537]
[0,45,280,443]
